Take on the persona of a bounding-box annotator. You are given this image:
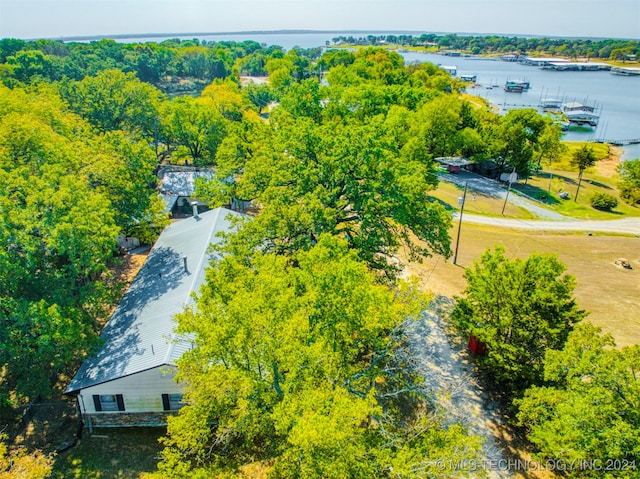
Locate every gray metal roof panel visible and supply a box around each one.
[65,207,244,394]
[159,170,216,197]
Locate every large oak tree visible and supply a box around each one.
[159,236,482,478]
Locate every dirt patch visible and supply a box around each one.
[400,224,640,348]
[51,427,165,479]
[10,402,81,457]
[594,145,623,178]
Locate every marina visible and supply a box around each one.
[399,50,640,160]
[611,66,640,76]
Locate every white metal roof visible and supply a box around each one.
[159,168,216,197]
[65,207,245,394]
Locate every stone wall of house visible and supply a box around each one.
[85,411,178,428]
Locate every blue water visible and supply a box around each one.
[400,52,640,160]
[113,32,640,160]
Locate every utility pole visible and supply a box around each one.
[501,167,517,216]
[453,181,468,265]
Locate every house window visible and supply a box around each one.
[93,394,125,412]
[162,393,184,411]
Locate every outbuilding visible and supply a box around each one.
[434,156,473,174]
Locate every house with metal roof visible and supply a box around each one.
[65,207,244,429]
[158,165,216,216]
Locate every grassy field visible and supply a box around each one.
[403,223,640,348]
[419,145,640,347]
[518,143,640,219]
[431,143,640,221]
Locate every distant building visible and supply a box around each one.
[65,208,245,429]
[434,156,473,174]
[157,165,216,217]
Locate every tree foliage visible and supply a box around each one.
[618,158,640,206]
[516,323,640,478]
[159,236,481,478]
[161,95,227,166]
[0,82,166,407]
[200,113,451,277]
[571,145,598,202]
[452,246,586,394]
[0,434,52,479]
[59,69,165,139]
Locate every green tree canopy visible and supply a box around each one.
[0,84,120,405]
[161,95,228,166]
[570,144,599,201]
[452,246,586,394]
[159,235,481,478]
[0,82,167,407]
[59,69,166,139]
[516,323,640,478]
[199,114,451,278]
[618,158,640,205]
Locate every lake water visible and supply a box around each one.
[400,51,640,161]
[115,31,424,49]
[114,32,640,160]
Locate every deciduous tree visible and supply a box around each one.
[159,236,481,478]
[618,158,640,205]
[571,144,598,201]
[200,115,451,278]
[452,246,586,394]
[516,323,640,477]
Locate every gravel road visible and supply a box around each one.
[405,297,512,479]
[441,171,640,235]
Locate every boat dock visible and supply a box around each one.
[592,138,640,146]
[542,62,611,71]
[611,66,640,76]
[563,101,600,127]
[504,79,530,92]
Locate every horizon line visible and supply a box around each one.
[20,29,639,43]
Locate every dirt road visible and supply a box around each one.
[406,297,512,479]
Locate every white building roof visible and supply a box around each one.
[65,207,245,394]
[158,167,216,197]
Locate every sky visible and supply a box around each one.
[0,0,639,40]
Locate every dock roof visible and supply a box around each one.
[65,207,245,394]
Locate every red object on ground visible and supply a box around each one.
[468,335,488,355]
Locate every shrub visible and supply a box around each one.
[590,192,618,211]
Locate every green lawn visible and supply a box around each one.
[432,141,639,221]
[430,179,537,219]
[521,142,640,219]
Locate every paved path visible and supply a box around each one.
[456,213,640,235]
[441,171,640,235]
[405,297,511,478]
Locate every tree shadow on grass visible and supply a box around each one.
[585,178,614,190]
[427,195,455,211]
[512,183,562,206]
